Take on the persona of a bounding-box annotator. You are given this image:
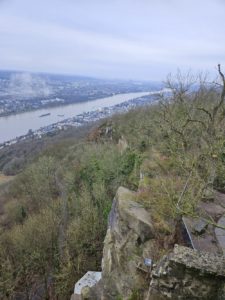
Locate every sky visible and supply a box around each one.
[0,0,224,80]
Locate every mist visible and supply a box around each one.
[7,73,52,98]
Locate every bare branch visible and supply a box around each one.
[196,107,213,121]
[186,119,207,130]
[218,64,225,85]
[210,64,225,129]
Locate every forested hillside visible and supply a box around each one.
[0,66,225,299]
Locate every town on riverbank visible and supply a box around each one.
[0,91,166,149]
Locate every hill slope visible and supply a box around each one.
[1,67,225,299]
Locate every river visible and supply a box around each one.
[0,92,150,144]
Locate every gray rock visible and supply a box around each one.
[102,187,155,299]
[71,271,102,300]
[149,245,225,299]
[72,187,225,300]
[192,219,208,235]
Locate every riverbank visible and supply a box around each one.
[0,92,153,144]
[1,93,158,148]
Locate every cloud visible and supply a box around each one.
[0,0,224,80]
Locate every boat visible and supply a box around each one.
[57,114,65,117]
[39,113,51,118]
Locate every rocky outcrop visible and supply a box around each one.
[149,245,225,300]
[72,186,225,300]
[101,187,155,299]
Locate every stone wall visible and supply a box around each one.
[149,245,225,300]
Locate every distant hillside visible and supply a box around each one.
[0,66,225,299]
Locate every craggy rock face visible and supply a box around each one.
[101,187,155,300]
[100,187,225,300]
[149,245,225,300]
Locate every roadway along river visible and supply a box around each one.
[0,92,150,144]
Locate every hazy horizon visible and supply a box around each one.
[0,68,160,82]
[0,0,225,80]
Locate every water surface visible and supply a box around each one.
[0,92,150,143]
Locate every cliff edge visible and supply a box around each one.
[71,186,225,300]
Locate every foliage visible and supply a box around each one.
[1,67,225,298]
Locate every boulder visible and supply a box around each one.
[71,187,225,300]
[149,244,225,299]
[101,187,155,299]
[192,219,208,235]
[71,271,102,300]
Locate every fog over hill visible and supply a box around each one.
[8,72,52,98]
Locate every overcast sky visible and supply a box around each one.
[0,0,224,80]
